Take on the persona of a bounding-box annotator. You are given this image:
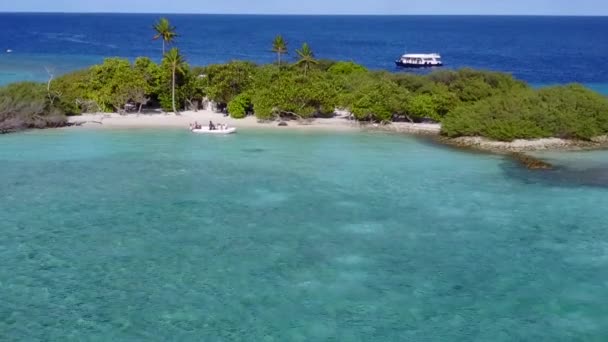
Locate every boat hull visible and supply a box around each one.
[191,127,237,134]
[395,60,443,68]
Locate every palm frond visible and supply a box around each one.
[153,17,177,43]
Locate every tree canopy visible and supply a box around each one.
[271,35,288,67]
[295,43,318,75]
[153,18,178,55]
[2,49,608,141]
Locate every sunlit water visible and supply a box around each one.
[1,129,608,340]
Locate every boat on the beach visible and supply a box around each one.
[395,53,443,68]
[191,127,237,134]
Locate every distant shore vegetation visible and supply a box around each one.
[1,18,608,141]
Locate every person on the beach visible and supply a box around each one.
[209,121,215,130]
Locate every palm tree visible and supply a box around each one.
[153,18,177,55]
[271,35,288,66]
[163,48,186,114]
[295,43,318,75]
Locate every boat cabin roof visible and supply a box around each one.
[402,53,441,59]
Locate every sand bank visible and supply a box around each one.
[67,112,608,153]
[68,110,360,132]
[68,110,445,135]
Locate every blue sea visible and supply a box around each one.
[1,14,608,93]
[1,128,608,340]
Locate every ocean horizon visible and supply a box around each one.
[1,13,608,92]
[3,12,608,16]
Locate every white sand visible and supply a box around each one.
[374,122,442,134]
[68,110,362,132]
[66,112,608,152]
[69,110,441,134]
[68,110,445,134]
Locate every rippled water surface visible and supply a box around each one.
[1,14,608,89]
[1,129,608,340]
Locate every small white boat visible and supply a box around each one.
[191,127,237,134]
[6,49,13,53]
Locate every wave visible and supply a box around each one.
[42,33,117,49]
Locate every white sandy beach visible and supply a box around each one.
[67,111,608,152]
[67,110,444,134]
[68,110,359,131]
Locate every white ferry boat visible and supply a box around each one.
[395,53,443,68]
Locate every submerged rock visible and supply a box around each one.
[242,148,265,153]
[511,153,554,170]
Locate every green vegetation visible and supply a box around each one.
[271,35,288,67]
[0,82,67,133]
[442,84,608,141]
[3,58,608,140]
[295,43,318,75]
[163,48,187,114]
[152,18,178,56]
[2,18,607,140]
[226,93,252,119]
[327,61,368,75]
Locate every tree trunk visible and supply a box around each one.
[172,65,178,115]
[277,52,281,66]
[162,40,165,56]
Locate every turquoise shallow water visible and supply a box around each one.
[0,54,102,86]
[1,129,608,341]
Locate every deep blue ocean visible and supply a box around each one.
[1,14,608,93]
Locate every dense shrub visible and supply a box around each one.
[0,82,67,133]
[343,75,410,122]
[52,69,94,115]
[88,58,149,112]
[327,61,367,75]
[250,70,339,120]
[202,61,256,106]
[407,94,440,122]
[227,93,252,118]
[441,85,608,141]
[430,69,528,102]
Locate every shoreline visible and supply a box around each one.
[67,111,445,135]
[66,112,608,153]
[441,135,608,153]
[68,111,361,132]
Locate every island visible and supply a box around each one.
[2,18,608,154]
